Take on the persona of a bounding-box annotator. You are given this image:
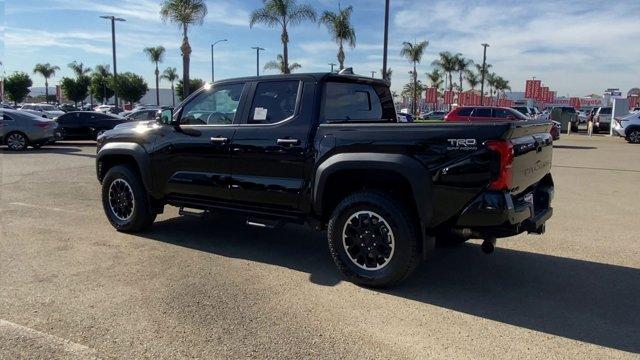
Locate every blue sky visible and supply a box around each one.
[3,0,640,96]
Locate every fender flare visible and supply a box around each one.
[313,152,433,226]
[96,142,153,192]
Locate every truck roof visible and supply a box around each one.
[213,72,390,86]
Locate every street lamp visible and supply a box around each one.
[211,39,227,83]
[329,63,337,73]
[251,46,265,76]
[382,0,390,81]
[370,71,377,78]
[100,15,125,109]
[480,43,489,105]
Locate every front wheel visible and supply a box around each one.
[101,164,156,232]
[627,129,640,144]
[327,191,420,287]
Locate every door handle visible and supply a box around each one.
[210,136,228,143]
[277,138,300,146]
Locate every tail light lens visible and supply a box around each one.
[35,122,51,128]
[486,140,514,190]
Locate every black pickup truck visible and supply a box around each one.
[96,73,554,286]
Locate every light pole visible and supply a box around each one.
[370,71,376,78]
[480,43,489,105]
[329,63,337,73]
[251,46,265,76]
[382,0,390,81]
[211,39,227,83]
[100,15,125,109]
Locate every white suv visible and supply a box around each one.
[613,112,640,143]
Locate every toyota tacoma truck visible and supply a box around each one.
[96,73,554,287]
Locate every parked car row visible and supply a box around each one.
[0,109,59,150]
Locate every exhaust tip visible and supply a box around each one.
[481,237,496,254]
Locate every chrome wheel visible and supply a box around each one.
[108,179,136,221]
[7,133,27,150]
[629,130,640,144]
[342,211,395,270]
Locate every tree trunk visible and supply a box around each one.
[413,63,417,117]
[45,80,49,104]
[155,63,160,106]
[282,26,289,75]
[459,72,463,92]
[338,40,345,70]
[171,83,175,107]
[181,24,191,98]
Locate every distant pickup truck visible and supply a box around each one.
[96,72,554,287]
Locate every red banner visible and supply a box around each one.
[540,87,549,103]
[425,87,438,104]
[532,80,542,100]
[444,90,454,105]
[525,80,534,98]
[628,95,639,108]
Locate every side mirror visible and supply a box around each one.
[158,108,175,126]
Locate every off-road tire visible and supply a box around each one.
[102,164,156,232]
[327,191,421,287]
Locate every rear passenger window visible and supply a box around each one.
[493,108,512,118]
[457,107,473,116]
[323,82,383,122]
[473,108,492,117]
[248,81,300,124]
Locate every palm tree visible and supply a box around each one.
[161,67,179,107]
[92,64,111,104]
[33,63,60,104]
[68,61,91,76]
[249,0,316,75]
[465,69,480,91]
[320,5,355,71]
[454,54,472,92]
[400,40,429,116]
[426,69,443,90]
[475,63,492,96]
[160,0,207,99]
[431,51,457,92]
[264,54,302,74]
[486,72,498,100]
[143,46,166,106]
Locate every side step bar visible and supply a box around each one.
[245,218,284,229]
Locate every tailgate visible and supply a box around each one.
[507,121,553,194]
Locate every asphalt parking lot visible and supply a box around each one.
[1,135,639,359]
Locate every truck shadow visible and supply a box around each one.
[139,215,639,353]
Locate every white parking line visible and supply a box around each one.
[9,202,82,214]
[0,319,100,359]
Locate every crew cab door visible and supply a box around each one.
[150,82,248,201]
[228,79,314,212]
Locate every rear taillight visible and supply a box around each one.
[486,140,514,190]
[35,122,50,128]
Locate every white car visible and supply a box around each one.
[94,105,114,113]
[612,112,640,144]
[18,103,65,119]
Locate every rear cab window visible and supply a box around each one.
[322,82,395,123]
[248,80,300,124]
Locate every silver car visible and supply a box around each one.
[1,109,58,150]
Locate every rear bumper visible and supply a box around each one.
[455,174,554,238]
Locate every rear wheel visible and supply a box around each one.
[6,132,28,151]
[327,191,420,287]
[102,164,156,232]
[627,129,640,144]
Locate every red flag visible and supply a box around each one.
[444,90,454,104]
[540,87,549,103]
[525,80,534,98]
[628,95,638,108]
[425,87,438,104]
[532,80,542,100]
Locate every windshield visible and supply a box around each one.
[41,105,56,111]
